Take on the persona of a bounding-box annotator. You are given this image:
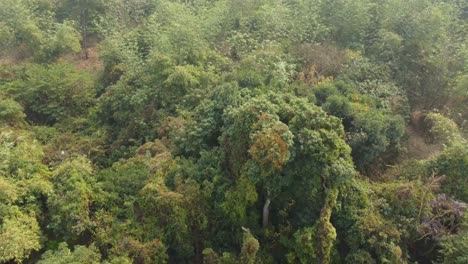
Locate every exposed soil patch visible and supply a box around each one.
[58,46,103,72]
[406,111,443,160]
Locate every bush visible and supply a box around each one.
[313,81,339,105]
[0,97,25,125]
[428,144,468,202]
[4,63,95,125]
[323,95,353,124]
[349,112,405,170]
[425,113,464,146]
[38,242,101,264]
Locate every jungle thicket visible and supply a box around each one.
[0,0,467,263]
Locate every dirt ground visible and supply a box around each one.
[406,111,442,160]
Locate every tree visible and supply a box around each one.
[56,0,105,59]
[221,92,354,261]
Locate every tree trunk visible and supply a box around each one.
[80,8,89,60]
[262,197,271,227]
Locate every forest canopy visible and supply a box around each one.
[0,0,467,263]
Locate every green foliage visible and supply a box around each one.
[240,231,259,264]
[312,80,406,171]
[369,0,465,108]
[0,0,84,60]
[97,52,221,153]
[222,175,258,224]
[97,156,155,212]
[287,227,317,263]
[356,80,410,117]
[4,63,95,124]
[0,129,52,227]
[48,156,96,242]
[287,189,339,263]
[0,207,42,263]
[428,144,468,202]
[286,0,329,43]
[425,112,465,146]
[349,111,405,170]
[0,0,466,263]
[438,214,468,264]
[320,0,372,48]
[44,20,82,59]
[334,179,408,263]
[38,242,101,264]
[203,248,220,264]
[138,175,196,261]
[220,91,354,262]
[315,189,338,263]
[0,0,44,57]
[249,113,293,174]
[0,97,25,125]
[322,95,352,122]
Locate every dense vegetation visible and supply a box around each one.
[0,0,467,263]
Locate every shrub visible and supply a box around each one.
[4,63,95,125]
